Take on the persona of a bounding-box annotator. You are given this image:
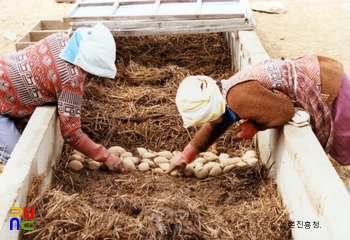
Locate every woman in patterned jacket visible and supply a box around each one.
[166,53,350,173]
[0,23,124,172]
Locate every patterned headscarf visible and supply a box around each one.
[60,23,116,79]
[176,75,226,128]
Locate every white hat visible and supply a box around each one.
[60,23,117,79]
[176,75,226,128]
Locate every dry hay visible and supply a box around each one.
[0,162,5,174]
[329,155,350,187]
[24,160,290,240]
[22,33,291,239]
[81,33,236,153]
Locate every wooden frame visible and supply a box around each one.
[15,20,70,51]
[63,0,255,36]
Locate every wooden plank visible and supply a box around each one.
[110,26,249,36]
[30,21,43,31]
[55,0,76,2]
[69,0,241,9]
[16,31,69,51]
[63,0,255,34]
[196,0,202,13]
[65,0,243,18]
[30,20,69,31]
[119,0,240,3]
[110,1,121,15]
[77,1,114,7]
[70,22,252,36]
[75,0,240,5]
[70,18,246,29]
[153,0,161,14]
[64,13,245,22]
[38,20,70,30]
[64,0,81,19]
[15,20,70,51]
[28,31,67,41]
[15,43,34,51]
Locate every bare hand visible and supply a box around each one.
[103,154,125,172]
[233,121,259,140]
[166,143,200,174]
[165,153,188,174]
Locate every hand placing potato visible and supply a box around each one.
[103,153,124,172]
[122,158,136,172]
[70,145,259,178]
[165,154,188,174]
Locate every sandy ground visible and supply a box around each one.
[0,0,72,55]
[1,0,350,74]
[251,0,350,74]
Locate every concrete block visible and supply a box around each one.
[239,30,350,239]
[0,106,63,239]
[236,31,270,70]
[258,125,350,240]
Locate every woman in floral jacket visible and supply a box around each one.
[167,54,350,173]
[0,23,124,172]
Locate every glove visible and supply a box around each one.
[103,153,125,172]
[166,143,200,174]
[233,121,259,139]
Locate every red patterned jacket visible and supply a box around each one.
[0,33,111,162]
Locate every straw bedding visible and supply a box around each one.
[22,33,291,239]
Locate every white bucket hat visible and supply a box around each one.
[176,75,226,128]
[60,23,117,79]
